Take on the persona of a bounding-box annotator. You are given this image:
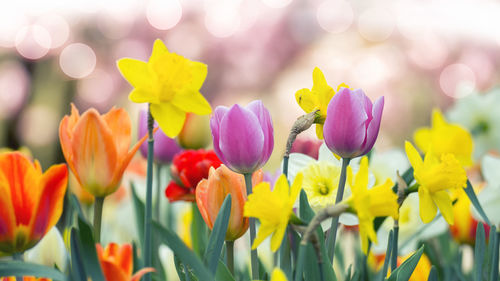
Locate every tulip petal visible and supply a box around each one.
[150,103,186,138]
[165,182,192,202]
[116,244,133,277]
[246,100,274,165]
[0,164,15,243]
[361,96,384,155]
[131,268,156,281]
[30,164,68,239]
[171,90,212,115]
[117,58,153,91]
[71,110,118,196]
[323,88,368,158]
[195,179,213,228]
[432,190,454,225]
[103,108,132,157]
[59,114,78,183]
[219,105,264,173]
[210,106,229,163]
[100,260,129,281]
[419,187,437,223]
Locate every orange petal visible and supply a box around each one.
[195,178,213,229]
[71,109,118,196]
[115,244,133,277]
[130,268,155,281]
[0,156,16,245]
[29,164,68,241]
[100,260,129,281]
[59,116,79,185]
[103,107,132,157]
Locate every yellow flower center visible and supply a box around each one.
[317,182,330,195]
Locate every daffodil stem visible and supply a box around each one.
[93,196,104,243]
[283,155,289,178]
[226,240,234,275]
[391,222,399,272]
[143,105,155,281]
[155,164,162,222]
[326,157,350,262]
[244,173,259,280]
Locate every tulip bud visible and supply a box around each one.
[178,113,212,149]
[196,165,263,241]
[323,88,384,159]
[210,100,274,174]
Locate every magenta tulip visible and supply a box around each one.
[210,100,274,174]
[323,87,384,159]
[138,110,182,164]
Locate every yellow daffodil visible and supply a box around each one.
[270,268,288,281]
[405,141,467,225]
[244,173,302,252]
[295,67,348,139]
[414,109,473,166]
[117,39,212,137]
[345,157,399,254]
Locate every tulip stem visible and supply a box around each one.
[93,196,105,243]
[325,157,350,262]
[143,105,155,281]
[12,252,23,281]
[244,173,259,280]
[226,240,234,275]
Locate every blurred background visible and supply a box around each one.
[1,0,500,169]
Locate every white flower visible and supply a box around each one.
[447,89,500,159]
[25,227,68,271]
[472,154,500,226]
[372,193,448,255]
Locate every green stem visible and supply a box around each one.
[143,105,155,281]
[244,173,259,280]
[326,157,350,262]
[283,155,289,178]
[391,223,399,272]
[491,231,499,281]
[93,196,105,243]
[294,244,307,281]
[226,240,234,275]
[155,164,162,222]
[12,253,23,281]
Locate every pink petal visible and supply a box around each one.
[361,96,384,155]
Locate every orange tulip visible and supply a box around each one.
[196,165,263,241]
[0,152,68,254]
[1,277,51,281]
[96,243,154,281]
[59,104,148,197]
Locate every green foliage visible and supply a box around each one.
[387,245,424,281]
[0,261,67,280]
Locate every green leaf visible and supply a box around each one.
[131,182,145,246]
[77,215,106,281]
[465,180,491,226]
[70,227,86,281]
[427,266,438,281]
[379,230,394,281]
[69,194,86,223]
[174,254,187,281]
[344,264,353,281]
[489,226,499,281]
[215,260,236,281]
[0,261,67,280]
[387,245,424,281]
[192,203,208,257]
[474,223,486,281]
[153,221,214,281]
[204,195,232,275]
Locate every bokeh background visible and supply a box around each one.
[1,0,500,169]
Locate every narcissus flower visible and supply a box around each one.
[138,109,182,164]
[117,39,212,137]
[0,152,68,254]
[165,149,222,202]
[244,173,302,252]
[345,157,398,254]
[405,142,467,224]
[269,268,288,281]
[211,100,274,174]
[196,165,263,241]
[414,109,473,166]
[323,87,384,159]
[59,104,147,197]
[96,243,154,281]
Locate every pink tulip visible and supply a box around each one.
[323,88,384,158]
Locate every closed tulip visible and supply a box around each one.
[96,243,154,281]
[59,104,148,197]
[323,88,384,159]
[196,165,263,241]
[138,109,182,164]
[0,152,68,254]
[210,100,274,174]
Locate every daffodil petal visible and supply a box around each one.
[418,187,437,223]
[270,268,288,281]
[405,141,423,170]
[270,221,288,252]
[251,224,275,250]
[432,190,454,225]
[295,88,317,113]
[117,58,152,90]
[414,128,431,154]
[129,89,157,104]
[150,103,186,138]
[315,124,324,139]
[149,39,169,62]
[188,61,207,90]
[171,90,212,115]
